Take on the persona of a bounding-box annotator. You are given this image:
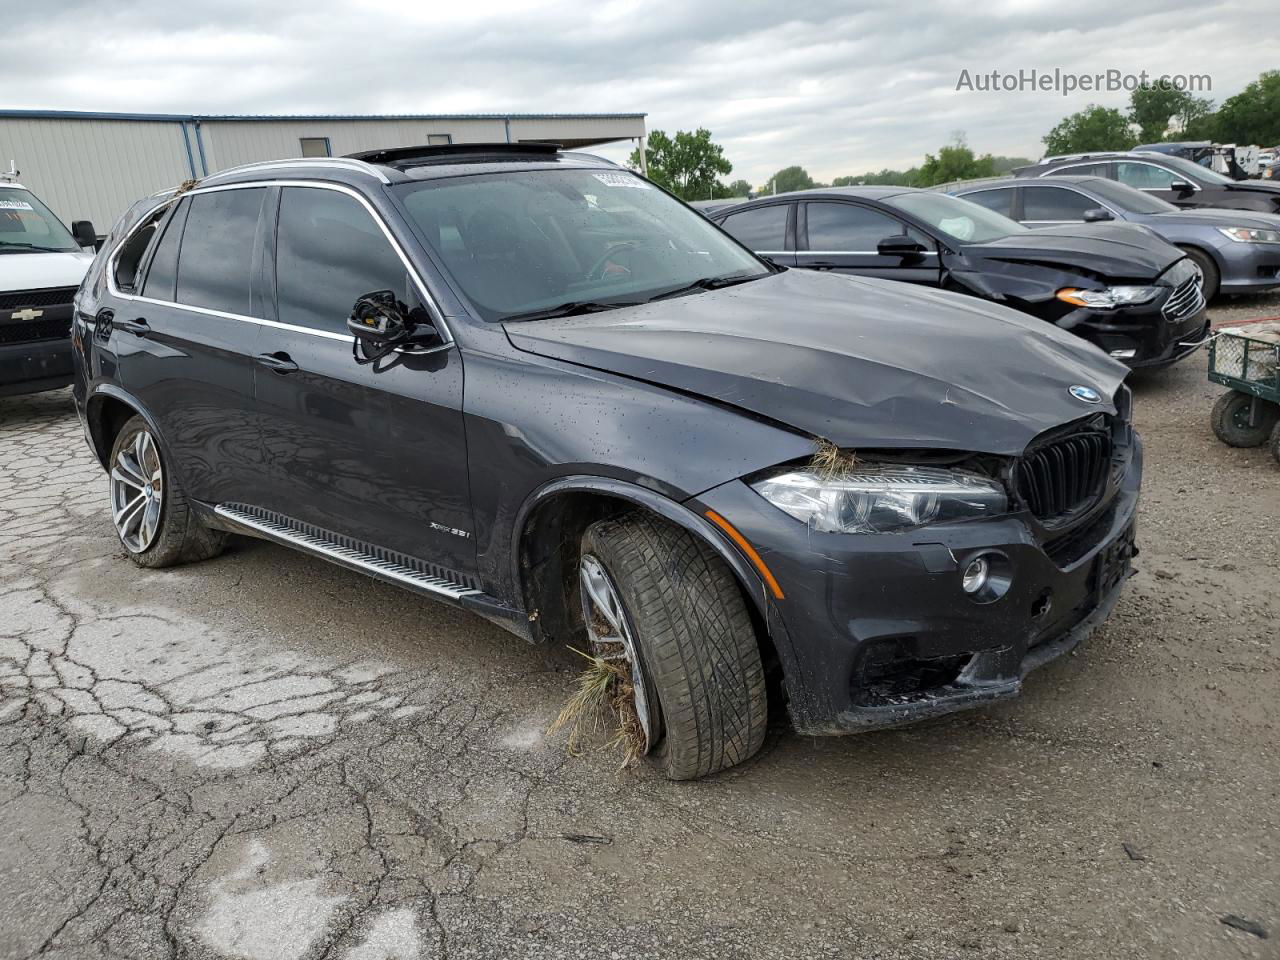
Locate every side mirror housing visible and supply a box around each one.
[1169,179,1194,195]
[1082,208,1114,223]
[876,235,927,259]
[347,291,442,363]
[71,220,99,250]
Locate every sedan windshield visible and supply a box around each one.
[883,192,1027,244]
[0,188,79,253]
[394,168,769,321]
[1085,178,1178,214]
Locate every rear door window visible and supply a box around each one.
[275,186,417,335]
[960,189,1015,218]
[718,204,790,251]
[175,188,268,316]
[1022,187,1096,221]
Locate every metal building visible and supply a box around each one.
[0,109,647,232]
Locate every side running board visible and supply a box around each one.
[213,503,482,601]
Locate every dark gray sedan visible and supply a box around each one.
[942,175,1280,301]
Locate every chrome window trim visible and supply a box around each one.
[104,179,454,346]
[794,250,940,256]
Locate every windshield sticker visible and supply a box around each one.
[0,199,35,211]
[593,173,650,190]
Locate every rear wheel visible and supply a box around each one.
[1179,246,1220,302]
[579,513,767,780]
[108,415,225,567]
[1210,391,1278,448]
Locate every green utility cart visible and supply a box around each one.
[1208,325,1280,465]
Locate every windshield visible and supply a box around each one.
[394,168,769,321]
[883,192,1027,244]
[1158,154,1233,185]
[0,188,79,252]
[1086,178,1178,214]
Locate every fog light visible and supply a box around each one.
[961,556,990,594]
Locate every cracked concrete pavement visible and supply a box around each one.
[1,308,1278,958]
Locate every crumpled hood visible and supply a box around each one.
[0,249,94,291]
[505,270,1129,456]
[967,223,1183,280]
[1223,178,1280,196]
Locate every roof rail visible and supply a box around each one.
[207,156,391,184]
[346,142,562,167]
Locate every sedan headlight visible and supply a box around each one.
[1218,226,1280,244]
[751,465,1007,534]
[1056,286,1160,308]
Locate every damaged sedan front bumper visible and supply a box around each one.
[692,434,1142,736]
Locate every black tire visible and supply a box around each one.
[1210,391,1278,448]
[108,415,225,568]
[1269,420,1280,466]
[580,514,767,780]
[1179,246,1220,302]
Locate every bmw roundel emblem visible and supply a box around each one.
[1069,384,1103,404]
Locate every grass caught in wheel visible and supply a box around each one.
[548,647,646,769]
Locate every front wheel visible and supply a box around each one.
[1270,420,1280,466]
[1210,391,1278,448]
[1179,246,1220,302]
[108,415,225,567]
[579,514,768,780]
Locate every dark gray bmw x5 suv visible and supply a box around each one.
[72,143,1140,779]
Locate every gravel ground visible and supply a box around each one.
[1,294,1277,960]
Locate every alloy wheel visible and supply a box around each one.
[579,554,655,753]
[110,428,164,553]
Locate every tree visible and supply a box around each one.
[1042,105,1137,155]
[915,137,997,187]
[1213,70,1280,146]
[1129,83,1214,142]
[767,165,817,193]
[991,155,1033,175]
[628,128,732,200]
[722,179,754,198]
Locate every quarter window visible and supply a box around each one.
[1022,187,1097,221]
[275,187,415,334]
[1116,162,1179,190]
[175,188,267,316]
[805,202,905,250]
[141,201,188,301]
[961,189,1015,218]
[718,204,789,250]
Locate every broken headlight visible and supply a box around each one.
[751,465,1007,534]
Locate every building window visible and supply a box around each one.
[427,134,452,145]
[299,137,332,158]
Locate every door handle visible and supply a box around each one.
[114,317,151,336]
[255,352,299,374]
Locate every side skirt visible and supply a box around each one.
[210,502,532,640]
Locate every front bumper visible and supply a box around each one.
[1058,300,1208,369]
[1216,241,1280,294]
[693,435,1142,735]
[0,338,74,398]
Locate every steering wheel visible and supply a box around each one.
[587,241,640,282]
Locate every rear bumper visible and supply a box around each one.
[692,435,1142,736]
[0,338,74,397]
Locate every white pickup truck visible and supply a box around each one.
[1,172,96,397]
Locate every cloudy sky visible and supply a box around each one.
[2,0,1272,185]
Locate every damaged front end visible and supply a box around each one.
[690,392,1142,735]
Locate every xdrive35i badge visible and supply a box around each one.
[1069,385,1103,404]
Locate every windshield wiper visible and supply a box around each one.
[644,272,766,302]
[501,299,643,323]
[0,242,73,253]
